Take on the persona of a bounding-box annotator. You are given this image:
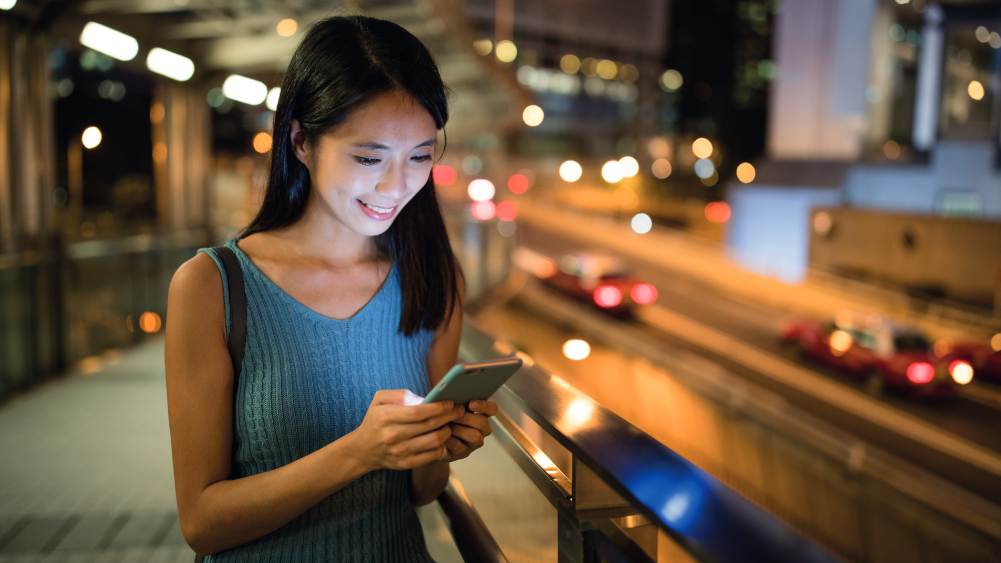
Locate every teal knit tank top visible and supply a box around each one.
[196,238,436,562]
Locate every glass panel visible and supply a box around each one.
[939,21,1000,140]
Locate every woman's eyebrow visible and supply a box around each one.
[351,139,436,150]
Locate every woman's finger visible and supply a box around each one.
[449,423,484,447]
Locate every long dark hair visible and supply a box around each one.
[240,15,461,336]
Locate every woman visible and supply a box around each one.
[164,15,497,561]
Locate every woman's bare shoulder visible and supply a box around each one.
[168,251,224,318]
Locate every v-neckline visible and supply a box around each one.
[229,238,395,323]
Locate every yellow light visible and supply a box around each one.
[619,63,639,83]
[692,137,713,159]
[522,104,544,127]
[252,132,272,154]
[139,311,162,334]
[596,59,617,80]
[560,54,581,74]
[991,332,1001,352]
[618,156,639,177]
[660,69,683,91]
[829,330,853,356]
[495,40,517,63]
[276,18,298,37]
[562,339,591,361]
[81,126,102,149]
[149,102,165,124]
[735,162,756,183]
[152,142,168,164]
[968,80,985,101]
[559,160,583,182]
[601,160,623,183]
[582,57,597,76]
[473,39,493,56]
[651,158,672,179]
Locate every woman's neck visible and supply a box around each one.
[269,202,383,269]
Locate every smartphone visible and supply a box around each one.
[422,357,524,405]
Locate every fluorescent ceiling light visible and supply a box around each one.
[266,87,281,111]
[222,74,267,105]
[79,22,139,62]
[146,47,195,82]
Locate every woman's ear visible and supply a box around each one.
[290,119,310,165]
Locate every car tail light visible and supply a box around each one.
[593,285,623,308]
[906,362,934,385]
[630,283,658,305]
[948,360,974,385]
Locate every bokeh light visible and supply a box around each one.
[736,162,756,183]
[692,137,713,159]
[559,160,583,182]
[139,312,162,334]
[81,126,102,149]
[968,80,985,101]
[704,202,731,223]
[660,69,683,91]
[496,40,518,62]
[563,339,592,361]
[618,156,639,177]
[522,104,545,127]
[252,132,272,154]
[560,54,581,74]
[630,213,652,234]
[651,158,672,179]
[507,173,530,194]
[276,18,298,37]
[497,201,518,222]
[601,160,624,183]
[433,164,457,186]
[467,178,496,202]
[471,200,496,221]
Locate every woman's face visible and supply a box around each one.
[293,89,438,239]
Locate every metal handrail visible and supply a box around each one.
[459,322,837,562]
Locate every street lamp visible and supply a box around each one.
[68,126,102,219]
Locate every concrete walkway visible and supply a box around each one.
[0,337,462,563]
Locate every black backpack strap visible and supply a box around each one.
[212,245,246,381]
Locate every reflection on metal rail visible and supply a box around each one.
[456,322,836,563]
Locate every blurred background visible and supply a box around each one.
[0,0,1000,562]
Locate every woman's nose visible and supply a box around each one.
[376,160,407,197]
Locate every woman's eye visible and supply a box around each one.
[353,156,381,166]
[411,155,432,163]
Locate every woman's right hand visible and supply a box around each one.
[348,390,465,472]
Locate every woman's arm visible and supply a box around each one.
[166,254,374,555]
[411,270,465,505]
[167,255,459,554]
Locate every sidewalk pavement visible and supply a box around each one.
[0,337,462,563]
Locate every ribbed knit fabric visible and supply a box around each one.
[196,238,437,562]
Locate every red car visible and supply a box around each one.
[779,313,973,397]
[940,340,1001,385]
[539,252,658,318]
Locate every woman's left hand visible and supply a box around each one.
[444,400,499,461]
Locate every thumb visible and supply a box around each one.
[372,389,408,405]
